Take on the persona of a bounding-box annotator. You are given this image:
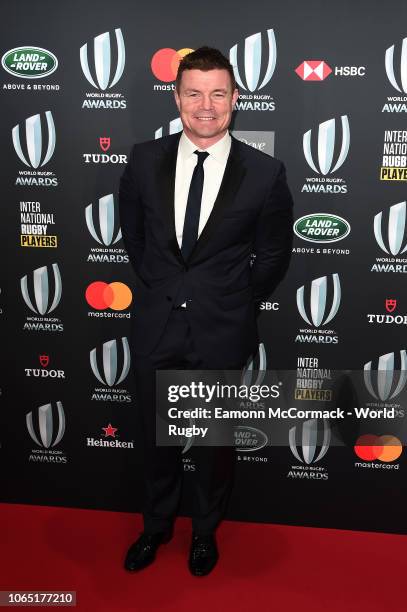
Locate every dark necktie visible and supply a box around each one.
[181,150,209,260]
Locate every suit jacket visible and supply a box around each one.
[119,132,294,368]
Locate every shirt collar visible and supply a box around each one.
[179,131,231,163]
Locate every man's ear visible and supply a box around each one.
[232,88,239,107]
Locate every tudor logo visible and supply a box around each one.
[295,60,332,81]
[385,37,407,93]
[21,263,62,315]
[386,299,397,313]
[12,111,56,169]
[80,28,125,90]
[303,115,350,175]
[99,137,110,152]
[294,213,350,243]
[90,337,130,386]
[374,201,407,256]
[364,350,407,401]
[26,401,65,448]
[39,354,49,367]
[229,29,276,92]
[85,194,122,246]
[2,46,58,79]
[289,419,330,464]
[297,274,341,327]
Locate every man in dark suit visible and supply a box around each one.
[119,47,293,576]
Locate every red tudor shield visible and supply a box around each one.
[99,137,111,152]
[39,354,49,368]
[385,299,397,313]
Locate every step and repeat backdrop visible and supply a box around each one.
[1,0,407,534]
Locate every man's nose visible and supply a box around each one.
[200,94,213,109]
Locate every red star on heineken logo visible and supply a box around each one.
[102,423,118,438]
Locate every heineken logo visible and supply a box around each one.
[2,47,58,78]
[294,213,350,243]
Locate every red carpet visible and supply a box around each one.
[0,503,405,611]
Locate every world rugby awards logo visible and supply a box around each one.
[27,401,65,448]
[374,201,407,256]
[86,194,122,246]
[364,350,407,401]
[230,29,276,111]
[80,28,126,109]
[296,274,340,344]
[155,117,182,139]
[21,263,61,315]
[90,337,130,386]
[289,419,330,464]
[288,419,330,479]
[302,116,349,194]
[90,337,131,403]
[13,111,55,168]
[385,37,407,92]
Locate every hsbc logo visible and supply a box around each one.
[374,201,407,256]
[83,138,127,164]
[364,350,407,401]
[90,337,130,387]
[295,60,365,81]
[80,28,125,91]
[295,61,332,81]
[303,115,350,175]
[21,263,62,315]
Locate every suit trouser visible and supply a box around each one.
[132,307,240,536]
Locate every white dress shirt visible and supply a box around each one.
[174,131,232,250]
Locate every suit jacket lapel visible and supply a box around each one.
[156,133,184,263]
[188,136,246,262]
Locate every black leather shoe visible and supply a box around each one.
[124,531,172,571]
[188,534,219,576]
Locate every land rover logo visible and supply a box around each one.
[294,213,350,243]
[2,46,58,78]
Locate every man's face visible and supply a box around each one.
[174,68,238,148]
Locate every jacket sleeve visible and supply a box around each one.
[118,145,145,276]
[251,161,294,313]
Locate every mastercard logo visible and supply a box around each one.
[86,282,132,311]
[151,47,194,82]
[354,434,403,462]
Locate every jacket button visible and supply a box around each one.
[166,296,172,301]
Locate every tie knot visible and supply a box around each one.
[194,150,209,167]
